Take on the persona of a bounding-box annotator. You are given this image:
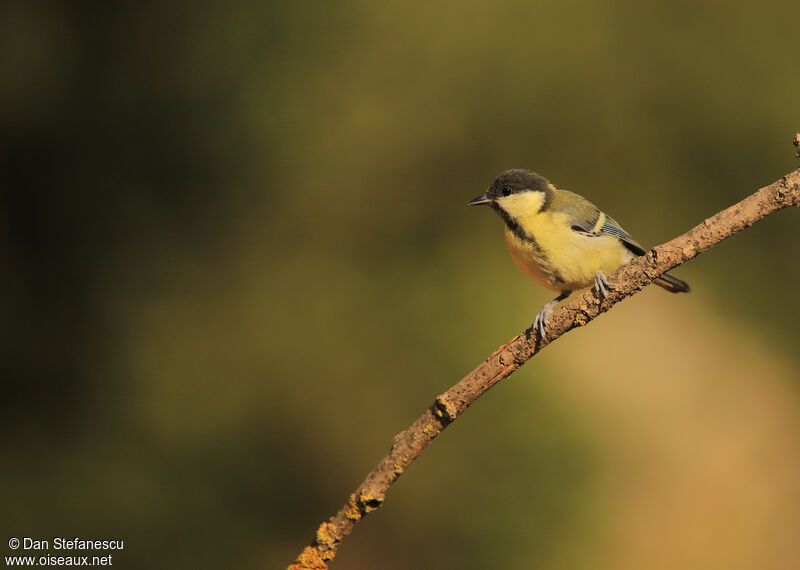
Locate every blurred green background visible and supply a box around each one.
[2,1,800,568]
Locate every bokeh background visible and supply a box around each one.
[2,1,800,568]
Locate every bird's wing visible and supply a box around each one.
[554,190,647,256]
[597,214,646,255]
[568,209,646,256]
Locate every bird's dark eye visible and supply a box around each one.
[501,186,512,197]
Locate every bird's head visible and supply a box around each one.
[468,169,553,217]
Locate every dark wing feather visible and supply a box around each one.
[570,211,646,256]
[600,215,646,255]
[555,190,647,256]
[568,210,601,235]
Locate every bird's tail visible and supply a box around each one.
[654,272,691,293]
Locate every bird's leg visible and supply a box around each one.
[593,270,610,299]
[532,291,571,339]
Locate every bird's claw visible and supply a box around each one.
[593,271,610,299]
[532,305,553,340]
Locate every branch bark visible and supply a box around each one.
[289,154,800,570]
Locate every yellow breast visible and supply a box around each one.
[503,208,633,293]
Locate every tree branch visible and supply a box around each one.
[289,152,800,570]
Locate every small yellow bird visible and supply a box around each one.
[469,169,689,338]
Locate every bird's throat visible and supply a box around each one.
[491,203,535,245]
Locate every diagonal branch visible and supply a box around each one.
[289,153,800,570]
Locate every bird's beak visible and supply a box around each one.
[467,192,492,206]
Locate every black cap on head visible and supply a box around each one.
[487,169,550,199]
[468,169,551,206]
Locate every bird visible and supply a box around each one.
[468,169,689,338]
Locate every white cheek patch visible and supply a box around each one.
[496,192,545,219]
